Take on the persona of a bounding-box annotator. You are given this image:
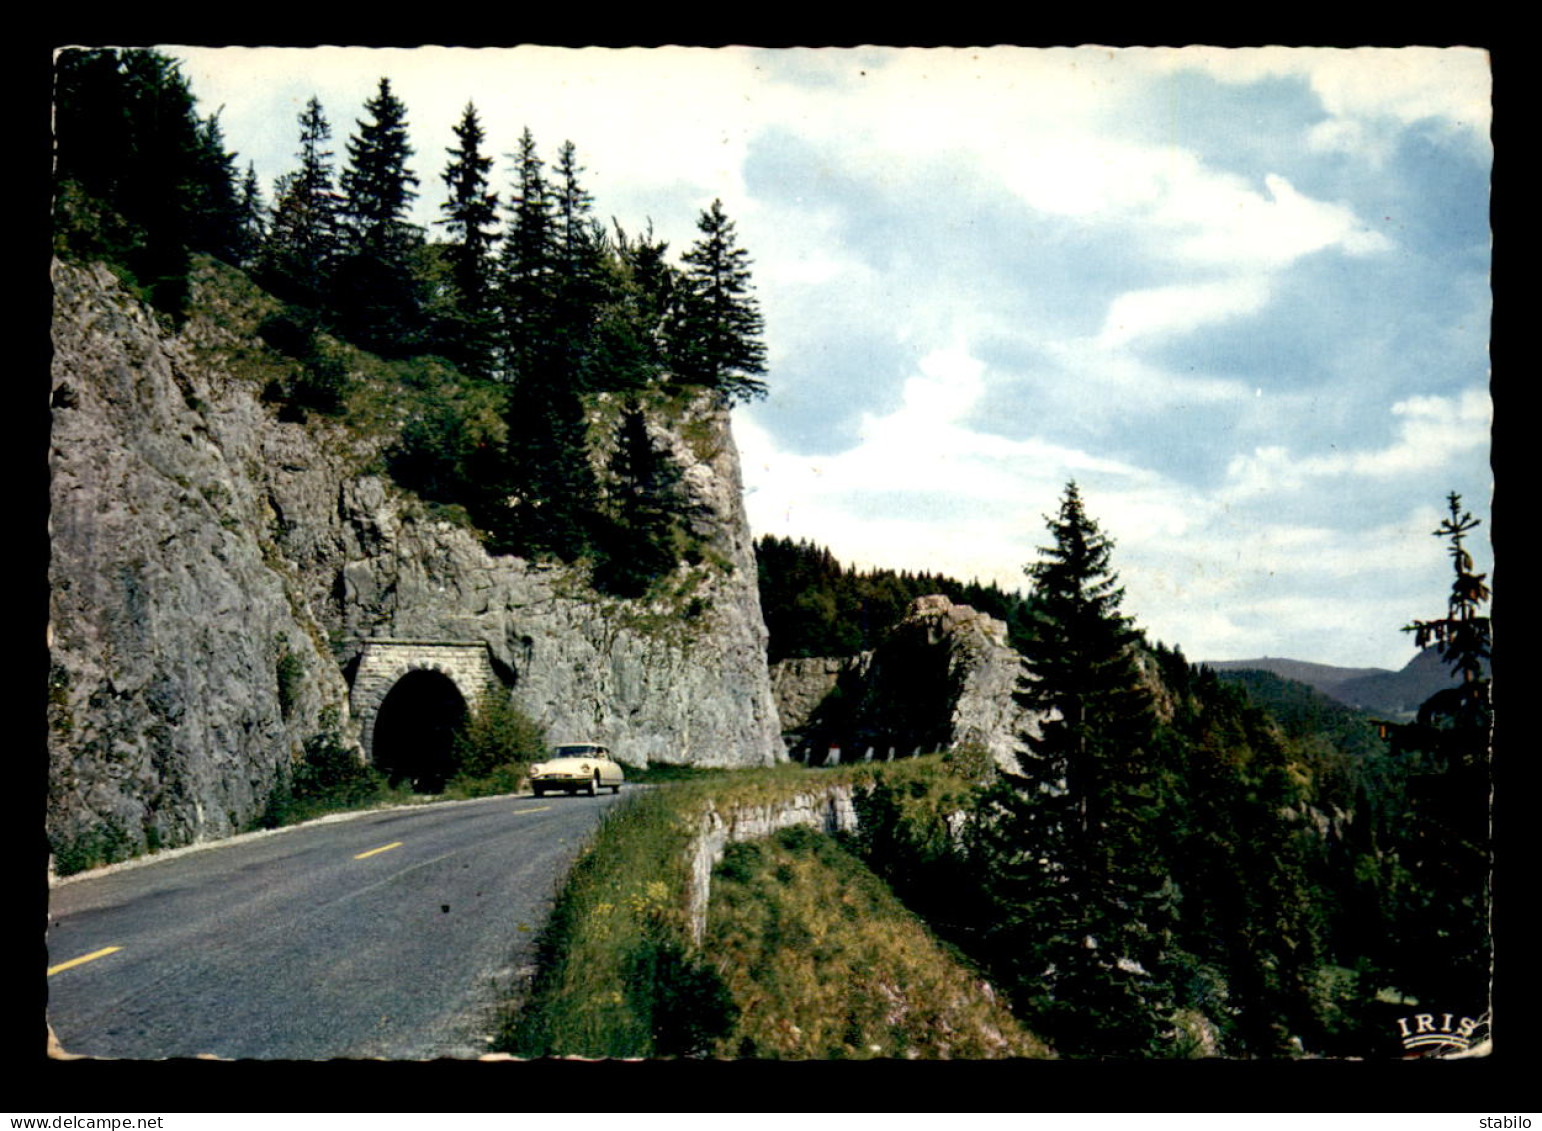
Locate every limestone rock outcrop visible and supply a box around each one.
[770,595,1041,769]
[686,785,861,943]
[48,260,783,867]
[770,654,869,735]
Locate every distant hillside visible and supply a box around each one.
[1204,647,1480,722]
[1206,667,1386,759]
[1203,657,1388,690]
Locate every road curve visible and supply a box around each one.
[46,789,629,1060]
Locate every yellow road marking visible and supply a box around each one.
[354,841,403,860]
[48,946,121,976]
[512,806,551,815]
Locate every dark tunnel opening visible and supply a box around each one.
[371,669,468,793]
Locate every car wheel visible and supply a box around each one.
[532,785,543,798]
[610,783,621,794]
[586,775,598,797]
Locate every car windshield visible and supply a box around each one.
[555,745,606,758]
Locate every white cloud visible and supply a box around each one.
[1302,47,1492,134]
[1162,172,1394,266]
[742,386,1469,670]
[1223,388,1491,500]
[991,132,1393,274]
[1139,45,1491,133]
[739,342,1152,584]
[1097,277,1272,348]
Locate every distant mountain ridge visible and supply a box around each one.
[1203,647,1479,722]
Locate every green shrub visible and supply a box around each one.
[289,343,350,415]
[451,695,547,782]
[257,306,320,357]
[385,378,509,507]
[257,731,395,828]
[275,642,303,721]
[257,307,351,417]
[444,760,527,800]
[292,731,384,804]
[51,818,138,877]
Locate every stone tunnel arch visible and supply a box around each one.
[350,640,506,791]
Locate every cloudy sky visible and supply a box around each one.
[166,45,1493,672]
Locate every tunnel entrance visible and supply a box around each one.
[371,669,468,793]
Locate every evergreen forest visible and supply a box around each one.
[754,534,1031,661]
[762,488,1492,1058]
[52,48,768,598]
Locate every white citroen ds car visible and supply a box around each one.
[530,743,625,797]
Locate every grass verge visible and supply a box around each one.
[498,757,1050,1059]
[706,824,1051,1059]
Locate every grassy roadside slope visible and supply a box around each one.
[706,824,1049,1059]
[499,761,1050,1060]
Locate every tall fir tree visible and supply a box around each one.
[54,47,245,315]
[549,140,609,390]
[186,111,244,264]
[1383,493,1493,1026]
[340,79,419,248]
[1403,492,1492,746]
[488,128,601,561]
[499,127,557,385]
[335,77,425,355]
[973,481,1175,1056]
[436,102,501,376]
[670,198,768,402]
[259,96,344,310]
[234,161,268,269]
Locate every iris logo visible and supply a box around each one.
[1394,1011,1485,1055]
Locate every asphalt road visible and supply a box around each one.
[45,788,630,1061]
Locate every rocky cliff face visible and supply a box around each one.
[770,595,1040,769]
[48,260,783,866]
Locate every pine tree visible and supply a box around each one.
[487,128,602,561]
[234,161,267,268]
[549,140,609,391]
[671,199,768,402]
[1018,482,1156,869]
[260,97,344,309]
[54,48,245,315]
[340,78,420,254]
[436,102,500,375]
[1403,493,1492,746]
[592,401,684,597]
[499,127,557,385]
[974,481,1174,1056]
[1384,493,1493,1025]
[335,78,425,355]
[185,111,244,264]
[553,140,595,272]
